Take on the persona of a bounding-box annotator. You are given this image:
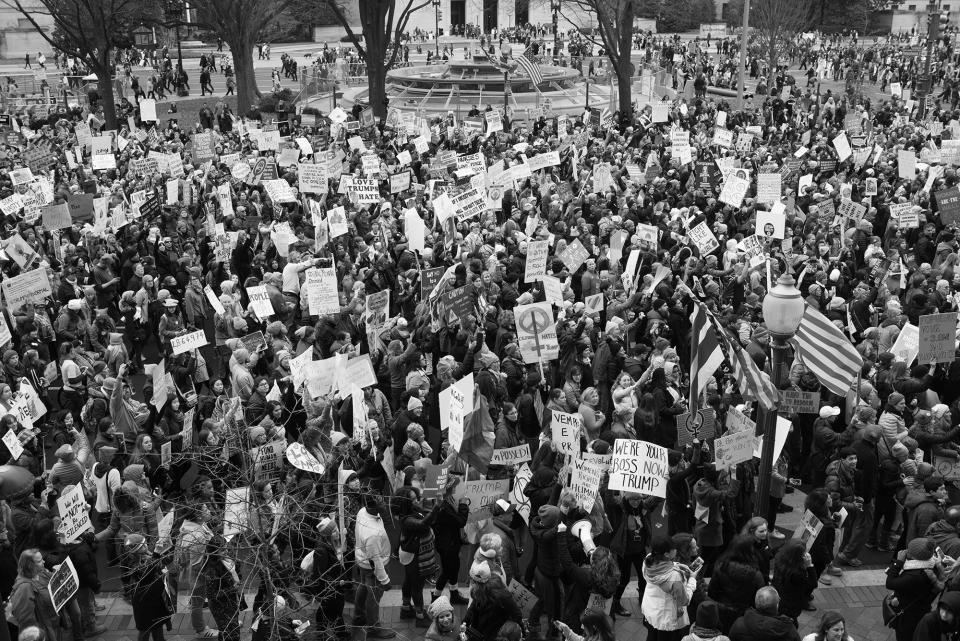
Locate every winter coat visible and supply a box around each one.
[885,563,940,639]
[530,509,562,578]
[129,557,174,631]
[707,560,765,632]
[772,566,818,620]
[478,514,520,584]
[925,519,960,558]
[641,557,696,632]
[728,608,801,641]
[462,580,523,641]
[879,408,908,444]
[693,477,740,547]
[433,499,469,552]
[7,575,59,640]
[905,489,943,542]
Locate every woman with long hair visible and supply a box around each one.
[771,539,818,626]
[801,611,854,641]
[6,548,59,641]
[706,535,766,633]
[557,537,621,631]
[640,534,698,641]
[739,516,772,583]
[634,392,660,444]
[556,609,616,641]
[396,485,439,627]
[462,566,522,641]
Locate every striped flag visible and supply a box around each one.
[790,304,864,396]
[515,44,544,89]
[699,303,779,411]
[689,302,724,406]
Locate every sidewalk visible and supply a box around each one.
[83,572,892,641]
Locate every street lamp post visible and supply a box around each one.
[551,0,560,62]
[501,42,511,128]
[755,274,805,524]
[736,0,750,105]
[434,0,441,57]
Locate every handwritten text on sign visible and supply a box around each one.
[919,312,958,364]
[170,329,208,355]
[551,410,582,455]
[57,484,93,543]
[608,438,668,498]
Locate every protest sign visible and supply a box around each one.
[753,415,792,463]
[352,178,380,204]
[511,463,533,524]
[440,373,473,452]
[757,173,782,205]
[570,458,605,512]
[223,487,250,540]
[778,389,821,413]
[715,429,758,470]
[57,484,93,543]
[675,409,716,447]
[919,313,958,364]
[490,444,532,465]
[48,557,79,613]
[609,439,668,497]
[891,322,920,365]
[688,221,720,255]
[298,163,328,193]
[551,410,582,455]
[252,440,285,482]
[559,239,590,273]
[507,579,539,618]
[305,266,340,316]
[246,286,274,319]
[170,329,208,355]
[719,174,749,207]
[938,186,960,225]
[525,239,550,283]
[793,510,824,552]
[41,203,71,229]
[833,133,852,161]
[2,428,23,460]
[453,478,509,522]
[1,267,51,309]
[515,302,559,363]
[584,293,604,314]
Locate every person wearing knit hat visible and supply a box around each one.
[407,396,423,412]
[690,600,723,637]
[906,537,936,561]
[49,443,84,490]
[425,595,457,641]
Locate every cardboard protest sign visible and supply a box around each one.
[1,267,51,309]
[756,209,786,239]
[490,444,532,465]
[453,478,509,522]
[57,484,93,543]
[714,429,758,469]
[515,302,559,363]
[609,438,668,497]
[675,409,716,447]
[551,410,582,455]
[170,329,208,355]
[507,579,539,618]
[525,239,550,283]
[918,313,958,364]
[2,428,23,460]
[570,458,605,512]
[891,322,920,365]
[937,186,960,225]
[48,557,79,613]
[559,239,590,273]
[246,286,274,319]
[792,510,824,552]
[688,221,720,255]
[440,373,473,452]
[778,389,821,414]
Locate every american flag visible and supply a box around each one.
[515,44,544,89]
[689,301,724,406]
[789,305,863,396]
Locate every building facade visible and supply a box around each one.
[0,0,53,59]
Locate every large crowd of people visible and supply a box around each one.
[2,21,960,641]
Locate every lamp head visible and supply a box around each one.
[761,273,805,337]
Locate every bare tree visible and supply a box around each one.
[315,0,434,118]
[560,0,637,116]
[749,0,813,77]
[0,0,154,129]
[191,0,294,114]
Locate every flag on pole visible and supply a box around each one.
[515,44,544,89]
[699,303,778,411]
[460,387,495,474]
[790,304,863,396]
[689,302,724,406]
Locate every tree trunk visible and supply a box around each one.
[95,69,118,130]
[367,65,388,119]
[617,64,633,115]
[230,38,260,115]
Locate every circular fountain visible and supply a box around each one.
[339,50,615,118]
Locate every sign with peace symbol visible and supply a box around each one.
[515,301,558,364]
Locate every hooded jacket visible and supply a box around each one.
[912,590,960,641]
[641,557,696,632]
[925,520,960,558]
[905,489,943,542]
[728,608,801,641]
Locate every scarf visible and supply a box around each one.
[642,557,691,615]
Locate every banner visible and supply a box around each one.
[609,438,668,498]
